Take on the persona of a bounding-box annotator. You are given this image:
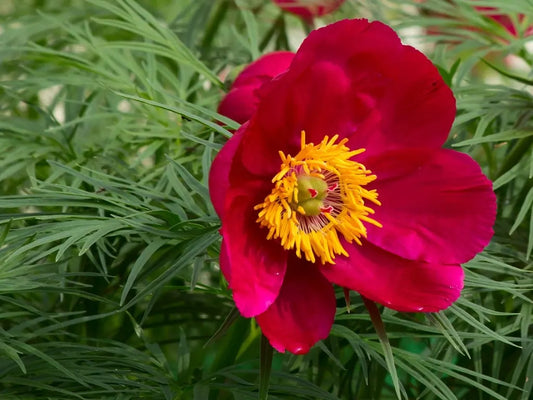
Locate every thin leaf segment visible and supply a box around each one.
[255,131,381,264]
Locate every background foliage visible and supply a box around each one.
[0,0,531,399]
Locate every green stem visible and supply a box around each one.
[259,14,284,51]
[259,334,273,400]
[343,287,351,313]
[495,136,533,180]
[275,16,290,50]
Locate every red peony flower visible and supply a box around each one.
[209,19,497,354]
[218,51,295,125]
[272,0,345,19]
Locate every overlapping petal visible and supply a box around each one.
[218,51,294,125]
[320,241,464,312]
[272,0,345,19]
[208,125,245,218]
[217,86,260,126]
[364,148,496,264]
[256,255,336,354]
[221,179,287,318]
[231,51,295,88]
[240,19,455,176]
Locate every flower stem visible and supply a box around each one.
[259,334,273,400]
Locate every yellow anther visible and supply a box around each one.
[255,131,380,264]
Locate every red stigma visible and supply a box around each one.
[320,205,333,214]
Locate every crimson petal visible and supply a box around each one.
[256,255,336,354]
[364,147,496,264]
[321,241,464,312]
[218,51,295,125]
[240,19,455,176]
[217,85,261,125]
[222,181,288,318]
[232,51,295,87]
[208,125,245,219]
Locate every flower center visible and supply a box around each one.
[254,131,381,264]
[292,175,329,216]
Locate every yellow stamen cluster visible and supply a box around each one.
[254,131,381,264]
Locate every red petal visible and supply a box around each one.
[208,125,245,219]
[218,51,295,124]
[355,43,455,158]
[241,59,355,177]
[219,239,231,283]
[222,181,288,318]
[240,19,455,175]
[365,148,496,264]
[273,0,345,18]
[232,51,295,88]
[256,255,336,354]
[217,84,260,125]
[321,241,464,312]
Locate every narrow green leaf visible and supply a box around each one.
[317,341,345,370]
[167,156,210,201]
[0,339,26,373]
[204,307,241,348]
[13,340,88,387]
[241,9,260,61]
[521,344,533,400]
[88,0,223,86]
[121,231,219,310]
[112,91,234,136]
[79,222,127,255]
[392,352,458,400]
[453,129,533,147]
[362,296,403,400]
[424,359,515,400]
[426,312,470,357]
[528,210,533,259]
[120,239,166,306]
[492,163,520,190]
[448,305,518,347]
[0,219,12,248]
[481,58,533,85]
[329,324,369,384]
[510,186,533,234]
[505,342,533,399]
